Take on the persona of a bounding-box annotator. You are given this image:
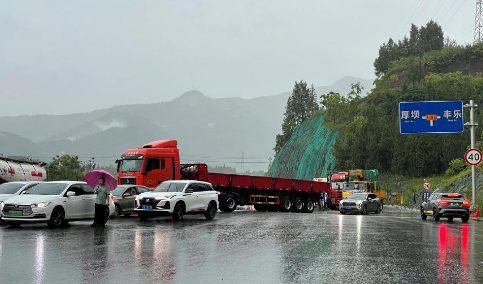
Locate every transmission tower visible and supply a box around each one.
[240,151,246,172]
[475,0,483,43]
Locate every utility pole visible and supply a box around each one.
[475,0,483,44]
[240,151,246,172]
[464,100,479,209]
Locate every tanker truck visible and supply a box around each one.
[0,158,47,184]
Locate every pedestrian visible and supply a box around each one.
[91,176,110,227]
[319,192,323,210]
[324,192,328,210]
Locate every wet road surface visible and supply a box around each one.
[0,208,482,284]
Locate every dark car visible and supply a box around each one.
[111,185,151,218]
[339,193,382,215]
[421,192,470,222]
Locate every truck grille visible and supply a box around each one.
[120,177,136,185]
[2,205,33,216]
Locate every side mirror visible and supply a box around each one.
[185,189,194,194]
[66,191,76,197]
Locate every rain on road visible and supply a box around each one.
[0,209,482,284]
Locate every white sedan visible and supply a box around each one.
[0,181,42,204]
[1,181,115,228]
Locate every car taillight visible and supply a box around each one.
[111,196,115,201]
[439,200,449,205]
[463,200,470,207]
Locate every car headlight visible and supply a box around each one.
[31,202,50,208]
[136,196,142,200]
[0,201,3,207]
[156,196,174,200]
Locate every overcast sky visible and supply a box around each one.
[0,0,476,116]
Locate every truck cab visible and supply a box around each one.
[117,140,181,188]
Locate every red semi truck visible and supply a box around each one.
[116,140,333,213]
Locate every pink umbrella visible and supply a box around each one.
[84,170,117,191]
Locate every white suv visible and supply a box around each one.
[135,180,218,221]
[1,181,115,228]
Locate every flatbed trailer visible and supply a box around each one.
[117,140,332,213]
[181,164,331,213]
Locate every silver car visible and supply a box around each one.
[111,185,151,218]
[339,193,382,215]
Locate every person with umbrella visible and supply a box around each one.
[91,176,110,227]
[84,170,117,227]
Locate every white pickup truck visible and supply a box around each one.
[135,180,218,221]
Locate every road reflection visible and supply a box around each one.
[438,223,470,284]
[34,234,45,284]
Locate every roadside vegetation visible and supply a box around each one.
[273,21,483,214]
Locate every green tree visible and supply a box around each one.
[274,80,319,153]
[445,158,468,176]
[46,155,96,181]
[374,21,444,76]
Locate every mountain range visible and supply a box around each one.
[0,76,372,170]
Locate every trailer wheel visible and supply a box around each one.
[279,196,292,212]
[292,197,304,213]
[220,195,237,212]
[254,204,267,212]
[303,198,315,213]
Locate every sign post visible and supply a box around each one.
[464,100,479,209]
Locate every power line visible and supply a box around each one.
[444,0,469,28]
[413,0,433,26]
[396,0,428,39]
[425,0,446,22]
[439,0,459,23]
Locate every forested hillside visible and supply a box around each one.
[321,22,483,177]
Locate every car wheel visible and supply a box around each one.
[9,222,21,228]
[138,213,149,221]
[279,196,292,212]
[361,205,368,215]
[433,209,440,222]
[375,204,381,214]
[172,202,185,221]
[204,202,217,220]
[220,195,237,212]
[48,207,65,228]
[420,208,427,220]
[292,197,304,213]
[447,217,454,222]
[303,198,315,213]
[462,214,469,223]
[111,204,121,219]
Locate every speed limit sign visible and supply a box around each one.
[465,148,483,166]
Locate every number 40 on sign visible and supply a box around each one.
[465,148,483,166]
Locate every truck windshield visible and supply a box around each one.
[119,158,143,173]
[154,182,187,193]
